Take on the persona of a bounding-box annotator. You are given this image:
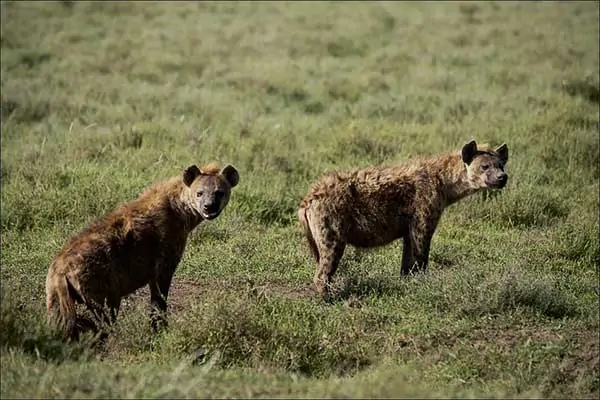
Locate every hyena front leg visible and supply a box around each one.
[401,232,432,276]
[401,216,437,276]
[401,236,414,276]
[149,267,176,333]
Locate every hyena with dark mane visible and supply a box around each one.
[298,140,508,297]
[46,163,239,341]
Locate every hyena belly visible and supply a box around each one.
[112,228,162,297]
[112,253,154,298]
[346,210,409,248]
[345,192,410,248]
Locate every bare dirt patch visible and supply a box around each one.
[425,321,568,353]
[545,330,600,396]
[246,279,317,301]
[120,277,318,313]
[120,279,209,313]
[470,325,563,350]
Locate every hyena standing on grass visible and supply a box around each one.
[46,163,239,341]
[298,140,509,297]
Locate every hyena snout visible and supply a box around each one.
[199,191,227,220]
[203,201,220,215]
[492,172,508,189]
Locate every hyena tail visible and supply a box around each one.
[46,272,78,340]
[298,205,320,263]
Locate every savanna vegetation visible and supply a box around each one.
[1,1,598,398]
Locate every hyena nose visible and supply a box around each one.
[499,173,507,182]
[203,203,219,213]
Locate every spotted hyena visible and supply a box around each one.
[298,140,509,297]
[46,163,239,341]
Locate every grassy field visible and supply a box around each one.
[1,1,599,398]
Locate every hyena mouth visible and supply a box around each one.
[201,211,221,220]
[490,179,507,189]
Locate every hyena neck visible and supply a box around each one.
[435,154,478,206]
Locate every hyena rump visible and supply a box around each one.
[46,163,239,341]
[298,140,509,297]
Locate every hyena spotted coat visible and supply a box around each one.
[298,140,509,297]
[46,163,239,341]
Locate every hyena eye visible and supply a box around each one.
[196,191,203,197]
[215,190,225,198]
[481,164,490,171]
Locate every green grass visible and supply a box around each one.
[1,1,599,398]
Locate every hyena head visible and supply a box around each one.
[183,163,239,220]
[461,140,509,190]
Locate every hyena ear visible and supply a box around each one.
[461,140,478,165]
[220,164,239,188]
[496,143,508,164]
[183,165,201,187]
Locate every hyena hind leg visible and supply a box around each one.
[313,241,346,298]
[85,297,120,344]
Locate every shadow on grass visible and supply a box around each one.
[454,270,583,320]
[560,79,600,104]
[0,96,50,123]
[328,265,583,321]
[326,274,410,304]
